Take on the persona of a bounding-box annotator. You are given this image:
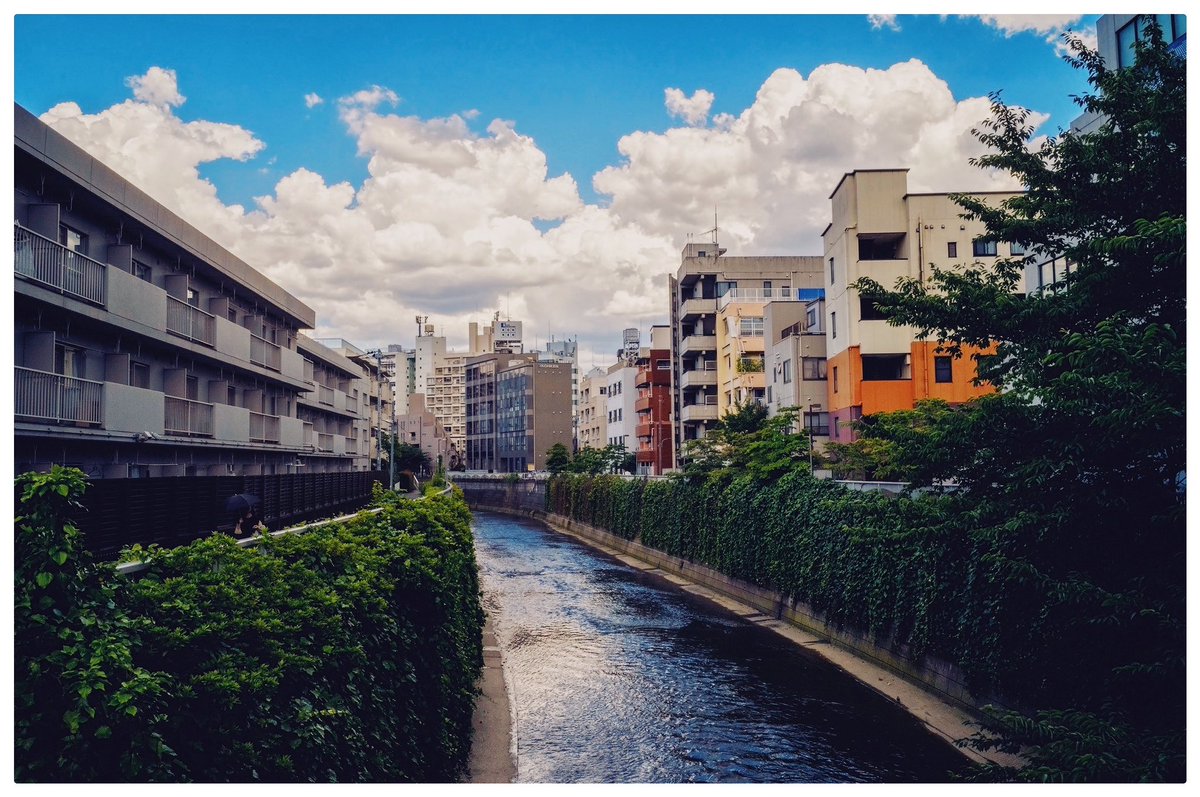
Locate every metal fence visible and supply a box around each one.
[56,470,388,559]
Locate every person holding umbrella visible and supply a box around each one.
[226,493,265,538]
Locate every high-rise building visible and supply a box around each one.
[541,336,580,445]
[464,352,571,472]
[822,169,1020,441]
[668,239,822,465]
[605,358,638,453]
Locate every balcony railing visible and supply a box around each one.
[344,436,358,455]
[15,367,104,426]
[317,385,335,406]
[250,334,282,371]
[15,224,107,306]
[317,432,335,452]
[249,412,281,444]
[164,396,214,437]
[303,422,315,448]
[166,296,216,346]
[717,287,796,310]
[345,394,358,414]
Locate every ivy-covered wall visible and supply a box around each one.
[543,472,1039,707]
[15,468,484,783]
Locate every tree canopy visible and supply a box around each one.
[848,25,1184,781]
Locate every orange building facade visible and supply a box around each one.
[822,169,1020,441]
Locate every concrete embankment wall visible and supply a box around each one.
[456,477,988,715]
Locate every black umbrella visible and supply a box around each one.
[225,493,261,514]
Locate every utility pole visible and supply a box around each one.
[808,402,821,476]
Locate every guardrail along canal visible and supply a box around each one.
[473,510,969,783]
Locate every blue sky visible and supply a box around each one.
[12,11,1102,356]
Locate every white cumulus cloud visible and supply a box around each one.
[304,92,324,108]
[37,61,1049,360]
[664,88,715,127]
[125,66,186,108]
[964,14,1095,56]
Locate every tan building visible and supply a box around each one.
[395,394,452,474]
[822,169,1020,441]
[577,366,608,452]
[669,240,822,464]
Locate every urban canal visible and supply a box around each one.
[472,510,970,784]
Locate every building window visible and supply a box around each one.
[762,280,773,298]
[129,361,150,389]
[1009,241,1027,256]
[131,259,152,282]
[55,344,86,378]
[716,281,737,297]
[804,411,830,437]
[859,296,888,321]
[973,239,997,257]
[187,287,199,307]
[831,311,837,339]
[935,356,953,383]
[802,357,827,381]
[829,257,835,284]
[832,366,838,393]
[781,360,792,384]
[947,241,957,258]
[58,224,88,255]
[738,317,764,337]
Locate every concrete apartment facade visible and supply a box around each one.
[13,103,343,478]
[765,298,830,447]
[296,336,375,471]
[633,326,673,475]
[464,352,572,472]
[822,169,1020,441]
[310,338,395,469]
[668,241,822,465]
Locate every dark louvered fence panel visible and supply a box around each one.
[31,471,388,559]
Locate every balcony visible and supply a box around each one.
[15,224,107,306]
[634,395,654,413]
[343,436,358,455]
[166,296,216,347]
[15,367,104,426]
[317,432,335,452]
[681,403,718,423]
[635,422,653,439]
[680,334,717,355]
[164,396,214,437]
[345,394,358,414]
[680,297,717,319]
[249,411,281,444]
[680,370,717,389]
[250,334,282,371]
[303,422,315,448]
[318,385,335,406]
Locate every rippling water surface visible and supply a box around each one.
[473,510,968,784]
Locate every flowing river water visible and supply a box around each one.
[472,510,970,784]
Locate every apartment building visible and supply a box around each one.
[668,240,822,464]
[577,366,608,452]
[296,336,373,471]
[765,298,830,447]
[633,326,673,475]
[464,352,572,472]
[13,103,333,478]
[605,358,638,452]
[541,337,579,444]
[822,169,1020,441]
[310,338,395,469]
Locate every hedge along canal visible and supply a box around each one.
[472,508,974,783]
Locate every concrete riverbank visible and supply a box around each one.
[467,606,516,783]
[464,497,1022,770]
